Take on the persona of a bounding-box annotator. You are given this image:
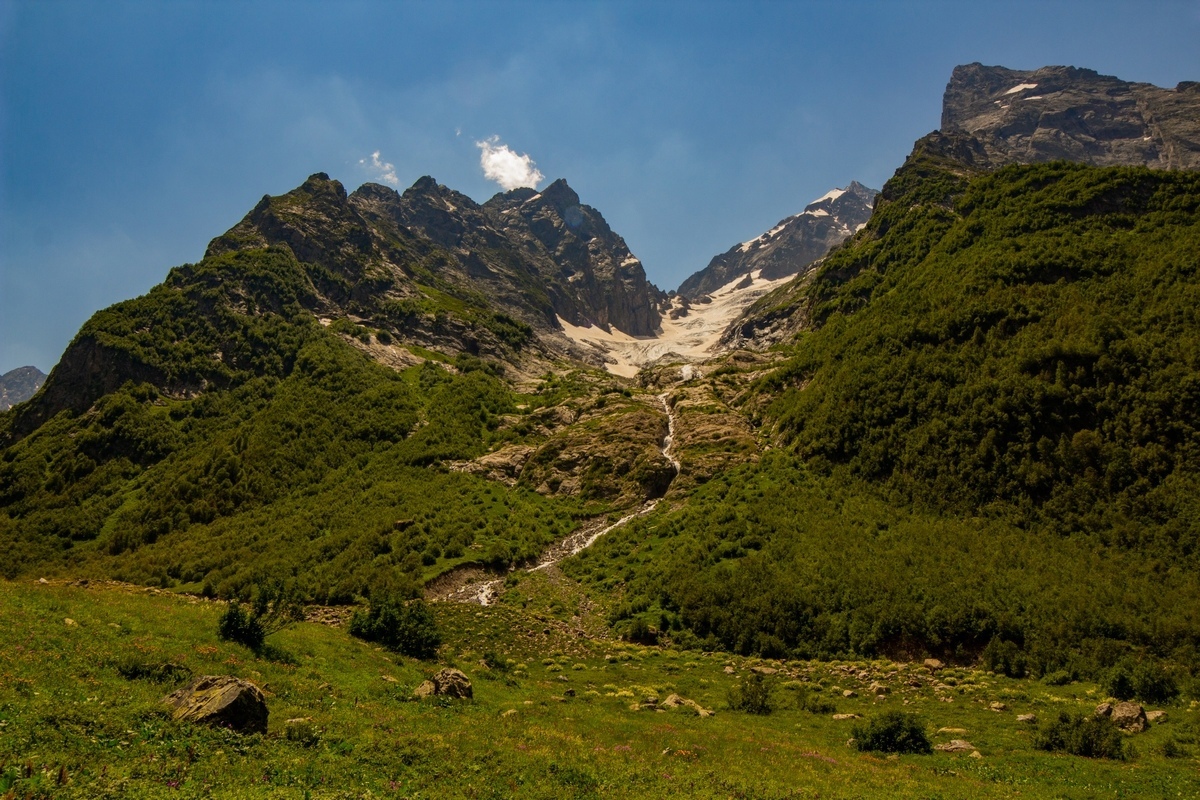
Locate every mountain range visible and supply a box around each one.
[3,61,1200,681]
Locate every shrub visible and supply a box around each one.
[1102,658,1178,703]
[482,650,510,672]
[851,711,932,754]
[285,719,321,747]
[796,686,837,714]
[217,601,265,651]
[349,597,441,659]
[982,637,1027,678]
[116,657,193,684]
[1034,711,1126,759]
[1103,660,1136,700]
[216,582,304,652]
[728,672,773,715]
[1132,661,1179,704]
[1041,670,1074,686]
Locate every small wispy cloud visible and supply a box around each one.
[359,150,398,186]
[476,136,544,191]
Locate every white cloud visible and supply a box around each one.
[359,150,398,185]
[476,136,544,190]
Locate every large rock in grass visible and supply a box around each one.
[413,668,472,699]
[163,675,268,734]
[1110,701,1148,732]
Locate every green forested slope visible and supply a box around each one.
[577,162,1200,674]
[767,162,1200,543]
[0,245,581,598]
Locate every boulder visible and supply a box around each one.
[163,675,268,734]
[1017,714,1037,724]
[661,694,713,717]
[1110,701,1147,733]
[1095,702,1113,717]
[842,689,857,698]
[832,713,861,721]
[934,739,975,753]
[923,659,944,671]
[751,666,778,676]
[1146,710,1168,724]
[868,682,889,695]
[988,702,1007,712]
[413,668,472,700]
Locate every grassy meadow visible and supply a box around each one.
[2,578,1198,799]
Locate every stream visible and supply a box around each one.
[431,392,680,606]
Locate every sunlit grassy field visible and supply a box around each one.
[2,578,1198,799]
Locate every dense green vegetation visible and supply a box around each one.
[764,162,1200,545]
[567,455,1200,678]
[0,245,585,602]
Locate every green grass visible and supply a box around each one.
[3,580,1198,798]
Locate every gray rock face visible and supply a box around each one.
[678,182,876,300]
[937,63,1200,171]
[0,366,46,411]
[162,675,268,734]
[483,179,666,336]
[1110,701,1148,732]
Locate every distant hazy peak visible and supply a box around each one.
[0,366,47,412]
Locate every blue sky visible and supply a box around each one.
[2,1,1199,373]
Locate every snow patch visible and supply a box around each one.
[811,188,846,204]
[1004,83,1039,95]
[1023,95,1045,101]
[738,219,794,253]
[804,208,830,217]
[556,267,793,377]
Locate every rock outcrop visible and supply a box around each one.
[935,63,1200,171]
[484,179,666,335]
[413,667,473,699]
[1097,700,1148,732]
[162,675,268,734]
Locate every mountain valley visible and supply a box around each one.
[4,62,1200,798]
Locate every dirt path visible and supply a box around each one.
[429,393,681,606]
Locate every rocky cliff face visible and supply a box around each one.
[0,366,47,411]
[211,173,665,341]
[483,179,665,335]
[678,182,876,300]
[936,63,1200,171]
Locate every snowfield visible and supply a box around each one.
[557,268,792,376]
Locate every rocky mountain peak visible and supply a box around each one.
[677,181,877,300]
[298,172,348,201]
[537,178,581,212]
[935,63,1200,170]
